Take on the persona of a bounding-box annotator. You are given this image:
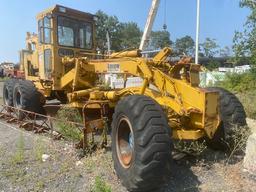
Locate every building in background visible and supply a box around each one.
[0,62,15,77]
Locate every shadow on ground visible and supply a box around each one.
[164,161,201,192]
[162,147,245,192]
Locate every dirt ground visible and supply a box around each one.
[0,80,255,192]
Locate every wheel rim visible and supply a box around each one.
[116,117,134,169]
[15,91,22,108]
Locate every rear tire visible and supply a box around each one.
[206,87,247,150]
[13,80,45,120]
[3,79,17,107]
[111,95,172,192]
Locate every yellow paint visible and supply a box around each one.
[20,5,220,141]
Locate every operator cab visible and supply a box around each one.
[37,5,96,55]
[20,5,96,89]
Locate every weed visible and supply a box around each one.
[91,176,112,192]
[237,90,256,119]
[3,168,27,183]
[56,107,83,142]
[83,157,97,173]
[35,180,45,191]
[60,161,71,173]
[174,140,207,156]
[226,125,251,163]
[0,145,4,155]
[34,139,45,162]
[57,106,83,122]
[11,134,25,164]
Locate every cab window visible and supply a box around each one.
[44,49,52,79]
[79,24,92,49]
[38,16,52,44]
[57,16,92,49]
[44,17,51,44]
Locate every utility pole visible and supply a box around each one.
[195,0,200,64]
[139,0,160,51]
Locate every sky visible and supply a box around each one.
[0,0,251,63]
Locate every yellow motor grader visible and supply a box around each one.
[3,5,246,192]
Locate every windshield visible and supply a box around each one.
[57,16,92,49]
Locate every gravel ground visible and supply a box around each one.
[0,120,255,192]
[0,121,128,192]
[0,80,255,192]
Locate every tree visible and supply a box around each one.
[220,46,231,57]
[232,1,256,65]
[150,31,172,50]
[95,11,142,52]
[201,38,219,57]
[95,11,172,52]
[95,10,122,52]
[207,60,221,71]
[119,22,142,49]
[174,35,195,56]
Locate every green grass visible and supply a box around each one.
[91,176,112,192]
[34,138,45,162]
[56,107,83,142]
[35,180,45,191]
[0,77,9,82]
[11,134,25,164]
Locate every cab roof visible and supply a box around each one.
[36,4,95,21]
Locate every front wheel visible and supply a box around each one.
[111,95,172,192]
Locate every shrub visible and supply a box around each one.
[218,69,256,92]
[237,90,256,119]
[226,125,251,163]
[56,107,83,142]
[216,69,256,119]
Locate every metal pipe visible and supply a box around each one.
[195,0,200,64]
[110,50,142,58]
[140,78,149,95]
